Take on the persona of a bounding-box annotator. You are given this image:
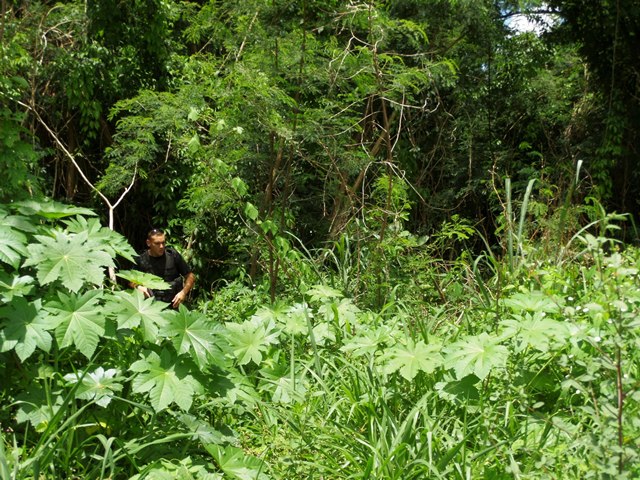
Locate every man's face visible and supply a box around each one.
[147,233,166,257]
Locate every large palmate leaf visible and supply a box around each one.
[500,312,570,353]
[160,306,221,368]
[24,231,114,292]
[0,298,55,361]
[0,272,34,302]
[205,444,269,480]
[341,325,395,357]
[305,284,343,303]
[46,290,105,358]
[13,199,95,219]
[116,270,172,291]
[107,290,170,341]
[64,216,137,262]
[0,225,28,269]
[444,333,509,380]
[501,291,563,314]
[15,385,64,431]
[382,338,443,380]
[225,317,280,366]
[279,302,308,336]
[64,367,123,407]
[130,348,202,412]
[317,298,360,327]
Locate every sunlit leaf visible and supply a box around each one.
[24,231,114,292]
[13,199,96,219]
[0,298,54,361]
[205,444,269,480]
[305,284,343,303]
[116,269,172,290]
[0,272,34,302]
[0,225,27,268]
[161,306,219,368]
[64,216,137,262]
[500,312,569,352]
[64,367,123,407]
[225,317,280,366]
[108,290,170,341]
[501,291,563,314]
[444,333,509,380]
[130,348,201,412]
[382,338,443,380]
[46,290,105,358]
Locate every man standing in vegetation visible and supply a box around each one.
[131,228,195,308]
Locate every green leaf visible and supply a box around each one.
[130,349,200,412]
[382,339,443,380]
[13,199,96,219]
[205,444,269,480]
[161,306,218,368]
[64,216,137,262]
[24,231,114,292]
[0,272,34,301]
[305,284,343,303]
[15,386,64,431]
[244,202,259,221]
[116,269,172,290]
[46,290,105,358]
[279,302,308,336]
[341,325,394,357]
[444,333,509,380]
[500,312,569,353]
[225,317,280,366]
[108,290,170,341]
[0,225,28,268]
[64,367,123,407]
[501,291,563,314]
[0,298,54,361]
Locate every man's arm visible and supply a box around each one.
[172,272,195,308]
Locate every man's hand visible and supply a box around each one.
[136,285,152,298]
[171,290,187,308]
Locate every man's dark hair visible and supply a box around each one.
[147,228,164,239]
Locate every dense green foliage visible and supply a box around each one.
[2,0,640,478]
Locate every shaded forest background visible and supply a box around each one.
[2,0,640,290]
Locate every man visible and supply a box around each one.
[131,228,195,308]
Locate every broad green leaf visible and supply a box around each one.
[0,225,28,268]
[13,199,96,219]
[64,367,123,407]
[0,298,54,360]
[0,272,34,301]
[205,444,269,480]
[244,202,259,221]
[444,333,509,380]
[64,216,137,262]
[318,298,360,327]
[24,231,114,292]
[312,322,335,346]
[108,290,170,341]
[382,339,443,380]
[116,269,172,290]
[305,284,343,303]
[500,312,569,353]
[46,290,105,358]
[161,306,218,368]
[15,386,64,431]
[280,302,308,335]
[225,317,280,366]
[130,349,200,412]
[340,325,394,357]
[501,291,562,314]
